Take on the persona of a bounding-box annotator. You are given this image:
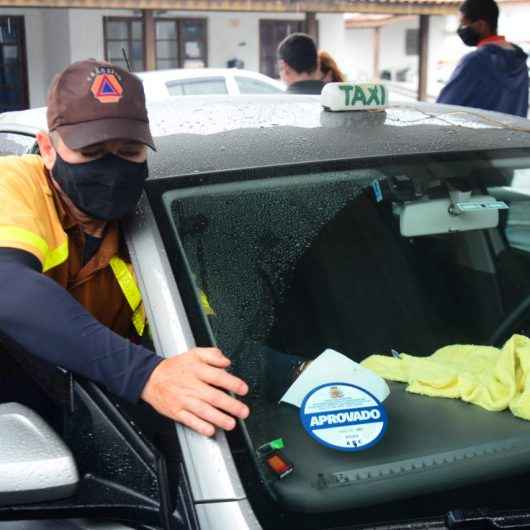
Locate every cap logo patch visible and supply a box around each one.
[91,73,123,103]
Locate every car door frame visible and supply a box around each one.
[125,194,261,529]
[224,72,240,95]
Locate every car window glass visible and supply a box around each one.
[166,77,228,96]
[159,152,530,358]
[156,151,530,516]
[488,169,530,256]
[165,82,184,96]
[235,76,283,94]
[0,132,35,156]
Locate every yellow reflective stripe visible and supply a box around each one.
[110,256,146,336]
[132,304,146,337]
[0,226,68,272]
[0,226,49,258]
[110,257,142,309]
[43,240,69,272]
[199,288,215,316]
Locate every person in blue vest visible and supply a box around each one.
[437,0,529,117]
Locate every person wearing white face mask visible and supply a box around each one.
[437,0,528,117]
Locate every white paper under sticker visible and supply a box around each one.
[280,349,390,408]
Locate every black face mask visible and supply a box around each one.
[52,153,148,221]
[457,25,481,47]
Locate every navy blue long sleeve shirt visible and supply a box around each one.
[0,248,162,402]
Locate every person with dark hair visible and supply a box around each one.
[277,33,325,95]
[437,0,528,117]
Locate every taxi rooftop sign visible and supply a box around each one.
[321,82,388,112]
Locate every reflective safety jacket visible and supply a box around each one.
[0,154,145,337]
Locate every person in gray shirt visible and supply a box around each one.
[278,33,325,95]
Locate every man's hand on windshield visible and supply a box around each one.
[141,347,249,437]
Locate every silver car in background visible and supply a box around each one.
[136,68,284,100]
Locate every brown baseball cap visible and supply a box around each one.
[47,59,155,150]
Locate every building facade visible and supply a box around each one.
[0,1,528,110]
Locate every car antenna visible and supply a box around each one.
[121,48,132,72]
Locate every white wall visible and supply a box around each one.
[341,18,419,82]
[42,9,70,89]
[427,15,453,96]
[316,13,352,76]
[68,8,133,64]
[206,12,264,71]
[381,18,419,74]
[340,27,374,81]
[500,4,530,47]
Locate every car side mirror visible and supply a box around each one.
[0,402,79,506]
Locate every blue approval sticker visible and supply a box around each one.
[300,383,388,452]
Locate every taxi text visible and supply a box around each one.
[339,84,387,108]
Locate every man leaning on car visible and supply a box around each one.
[0,59,249,437]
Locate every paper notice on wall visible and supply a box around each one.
[280,349,390,408]
[186,41,201,58]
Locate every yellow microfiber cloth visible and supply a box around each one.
[360,334,530,421]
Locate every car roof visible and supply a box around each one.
[147,94,530,179]
[0,106,47,135]
[2,95,530,179]
[135,68,278,83]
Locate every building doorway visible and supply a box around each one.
[0,16,29,112]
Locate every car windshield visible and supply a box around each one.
[148,149,530,525]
